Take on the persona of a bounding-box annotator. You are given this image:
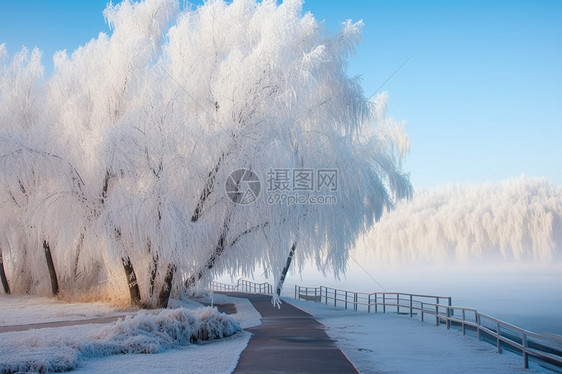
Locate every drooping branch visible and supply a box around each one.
[43,241,59,296]
[72,233,85,279]
[191,153,224,222]
[185,222,267,289]
[0,247,11,294]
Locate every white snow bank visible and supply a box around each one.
[0,307,240,373]
[289,298,545,374]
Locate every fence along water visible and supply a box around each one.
[294,285,562,371]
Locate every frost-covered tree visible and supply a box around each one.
[0,0,411,307]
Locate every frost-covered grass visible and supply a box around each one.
[0,294,256,373]
[0,295,124,327]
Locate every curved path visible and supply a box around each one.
[228,292,358,374]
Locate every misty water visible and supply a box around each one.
[221,259,562,336]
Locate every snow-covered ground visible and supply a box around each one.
[1,291,557,373]
[0,294,260,373]
[290,298,547,374]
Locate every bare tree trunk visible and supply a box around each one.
[276,242,296,296]
[122,256,141,306]
[157,263,176,308]
[149,255,158,297]
[43,241,59,296]
[0,247,10,295]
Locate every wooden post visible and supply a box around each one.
[368,294,371,313]
[383,294,386,313]
[396,293,400,314]
[0,248,11,294]
[43,241,59,296]
[462,309,466,335]
[421,302,424,322]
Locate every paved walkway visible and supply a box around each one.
[229,292,358,374]
[0,315,125,333]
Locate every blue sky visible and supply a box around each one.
[1,0,561,188]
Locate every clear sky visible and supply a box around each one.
[1,0,561,188]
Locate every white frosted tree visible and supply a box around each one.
[0,0,411,307]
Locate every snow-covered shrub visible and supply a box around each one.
[0,307,240,373]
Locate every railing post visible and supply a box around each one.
[368,294,371,313]
[476,313,481,340]
[435,299,439,326]
[421,302,424,322]
[448,297,453,317]
[522,333,528,369]
[383,294,386,313]
[497,322,502,353]
[397,293,400,314]
[354,293,358,311]
[295,285,297,300]
[334,289,337,307]
[375,294,378,313]
[446,307,450,329]
[345,291,348,309]
[462,309,466,335]
[409,294,413,318]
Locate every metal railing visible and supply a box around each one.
[210,279,273,294]
[295,285,562,371]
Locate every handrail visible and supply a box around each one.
[210,279,273,294]
[295,284,562,371]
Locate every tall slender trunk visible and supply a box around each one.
[122,256,141,306]
[0,248,10,294]
[276,242,296,296]
[149,255,158,297]
[43,241,59,296]
[157,263,176,308]
[102,173,143,306]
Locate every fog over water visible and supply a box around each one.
[224,177,562,335]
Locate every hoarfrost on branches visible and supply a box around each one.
[0,0,411,306]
